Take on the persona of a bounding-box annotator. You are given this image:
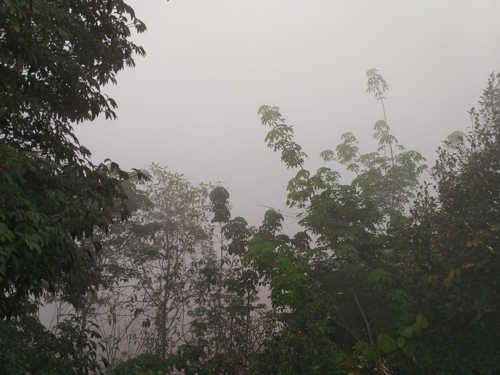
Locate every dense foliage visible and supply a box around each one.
[1,1,147,373]
[1,2,499,373]
[0,0,147,316]
[243,72,500,375]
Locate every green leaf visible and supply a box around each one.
[378,337,397,354]
[416,313,429,329]
[402,343,416,358]
[355,341,367,352]
[397,337,406,348]
[399,326,413,338]
[361,346,377,361]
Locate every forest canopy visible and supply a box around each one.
[1,1,500,374]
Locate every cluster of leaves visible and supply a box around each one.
[89,179,271,375]
[0,0,148,316]
[173,187,271,375]
[1,313,107,375]
[100,70,500,375]
[400,72,500,373]
[2,2,499,372]
[111,352,177,375]
[242,71,500,374]
[1,1,148,373]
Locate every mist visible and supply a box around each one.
[0,0,500,373]
[74,0,500,229]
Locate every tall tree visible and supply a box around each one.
[132,165,215,360]
[176,189,270,375]
[0,0,147,317]
[249,71,500,374]
[248,70,428,374]
[89,165,216,364]
[1,1,148,373]
[403,72,500,374]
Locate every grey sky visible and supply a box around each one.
[76,0,500,230]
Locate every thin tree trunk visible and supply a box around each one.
[216,223,224,355]
[351,287,384,375]
[246,288,251,354]
[161,283,168,359]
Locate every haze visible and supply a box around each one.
[76,0,500,227]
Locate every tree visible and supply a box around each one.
[1,1,148,373]
[402,72,500,374]
[44,175,154,369]
[248,71,430,374]
[248,70,500,374]
[0,0,147,317]
[320,69,426,220]
[125,165,215,360]
[86,164,216,367]
[0,313,107,375]
[176,188,270,375]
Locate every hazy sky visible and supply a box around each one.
[76,0,500,231]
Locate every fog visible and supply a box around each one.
[4,0,500,373]
[76,0,500,228]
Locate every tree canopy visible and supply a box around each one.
[2,2,500,373]
[0,0,147,318]
[1,1,148,373]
